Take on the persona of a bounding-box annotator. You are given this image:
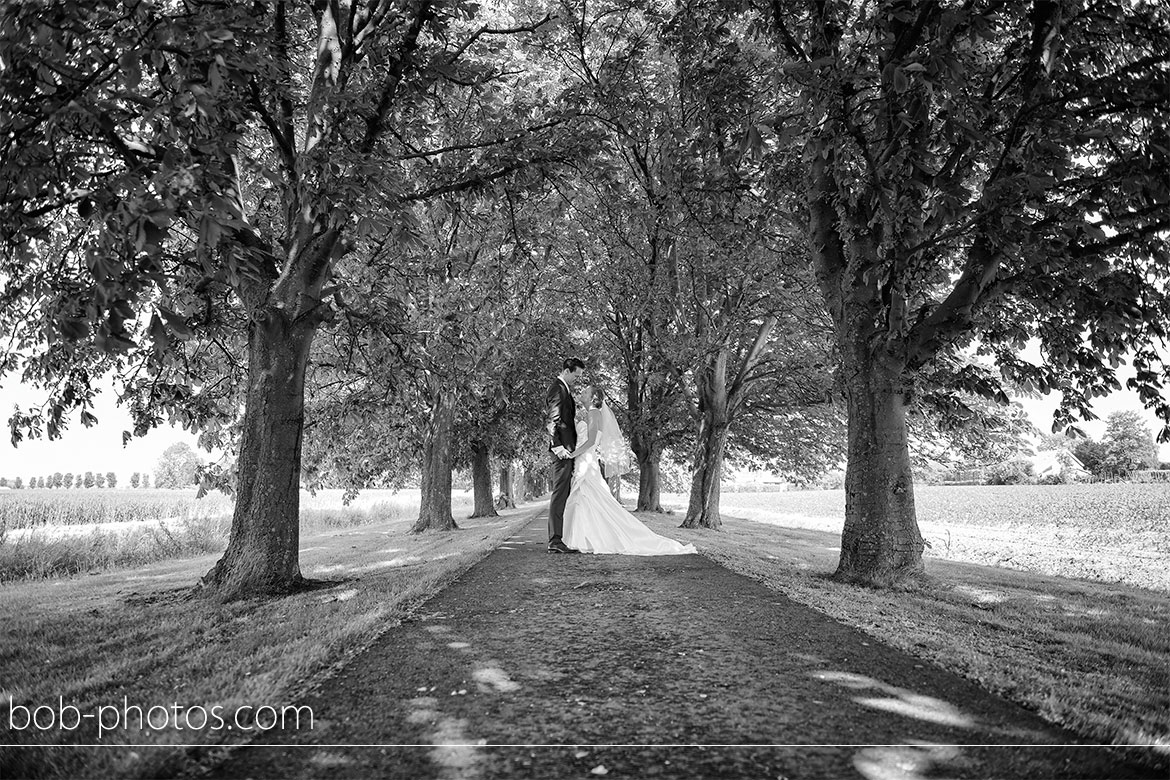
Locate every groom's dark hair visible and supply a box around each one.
[563,357,586,372]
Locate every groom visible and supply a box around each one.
[545,357,585,553]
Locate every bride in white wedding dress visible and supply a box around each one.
[562,385,696,556]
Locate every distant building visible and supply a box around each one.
[1026,448,1089,481]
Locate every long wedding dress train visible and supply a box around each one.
[563,419,696,556]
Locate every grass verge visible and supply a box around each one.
[0,502,538,780]
[637,510,1170,772]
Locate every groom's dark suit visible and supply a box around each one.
[545,378,577,545]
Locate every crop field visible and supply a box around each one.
[0,489,233,530]
[0,487,471,531]
[716,483,1170,534]
[662,483,1170,591]
[0,488,475,581]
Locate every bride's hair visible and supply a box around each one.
[586,385,604,409]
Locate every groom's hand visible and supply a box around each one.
[552,446,570,459]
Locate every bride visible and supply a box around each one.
[562,384,696,556]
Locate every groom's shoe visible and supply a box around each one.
[547,540,577,554]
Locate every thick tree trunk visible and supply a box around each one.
[634,445,663,512]
[497,464,516,508]
[806,117,924,585]
[681,419,728,529]
[681,347,730,529]
[201,309,312,600]
[413,391,458,532]
[469,440,497,518]
[834,352,925,586]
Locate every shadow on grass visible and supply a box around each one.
[291,576,353,593]
[121,577,356,606]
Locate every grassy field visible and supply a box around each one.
[637,502,1170,770]
[662,483,1170,591]
[0,489,476,582]
[2,483,1167,776]
[0,500,538,780]
[704,483,1170,534]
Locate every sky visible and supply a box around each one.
[1010,342,1170,460]
[1,358,1167,484]
[0,378,202,485]
[1015,386,1170,460]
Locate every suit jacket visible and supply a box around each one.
[546,379,578,453]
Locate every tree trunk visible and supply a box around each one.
[516,464,530,501]
[413,390,458,532]
[469,440,498,518]
[681,419,728,530]
[634,445,663,512]
[681,346,730,529]
[524,468,547,500]
[834,350,925,586]
[201,308,313,599]
[497,463,516,508]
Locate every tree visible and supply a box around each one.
[64,472,74,489]
[1037,432,1076,452]
[0,477,7,487]
[302,176,576,531]
[454,188,583,521]
[1,1,572,598]
[542,3,695,514]
[666,7,831,530]
[130,472,140,488]
[82,472,94,489]
[766,1,1170,585]
[94,471,106,488]
[1073,438,1109,476]
[106,471,117,489]
[548,1,836,525]
[1101,410,1160,476]
[12,477,21,489]
[155,442,200,488]
[910,389,1035,469]
[142,474,151,490]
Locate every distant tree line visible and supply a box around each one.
[0,443,203,490]
[1,470,120,488]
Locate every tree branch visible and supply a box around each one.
[398,118,567,160]
[361,0,432,154]
[445,14,555,66]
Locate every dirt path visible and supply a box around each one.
[203,513,1158,780]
